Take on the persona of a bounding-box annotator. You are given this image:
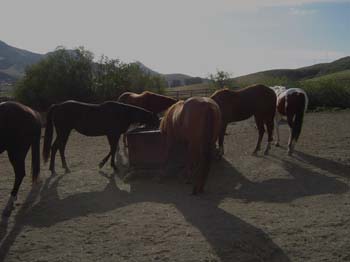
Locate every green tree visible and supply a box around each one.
[209,70,232,89]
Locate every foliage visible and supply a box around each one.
[300,79,350,109]
[14,47,166,110]
[209,70,233,89]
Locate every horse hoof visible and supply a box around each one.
[275,143,280,147]
[65,169,71,174]
[251,151,258,156]
[263,150,269,156]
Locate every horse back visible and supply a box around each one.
[211,85,276,122]
[0,102,41,151]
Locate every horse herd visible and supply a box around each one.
[0,84,308,217]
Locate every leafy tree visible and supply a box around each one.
[209,70,232,89]
[14,47,167,110]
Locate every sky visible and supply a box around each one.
[1,0,350,77]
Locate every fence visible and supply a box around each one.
[164,88,214,100]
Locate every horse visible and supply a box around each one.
[160,97,221,195]
[117,91,177,114]
[271,86,308,155]
[0,101,41,217]
[42,100,159,175]
[117,91,177,158]
[211,84,277,156]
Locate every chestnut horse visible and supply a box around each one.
[118,91,177,158]
[43,100,159,175]
[0,101,41,217]
[271,86,308,155]
[160,97,221,195]
[118,91,177,114]
[211,84,276,156]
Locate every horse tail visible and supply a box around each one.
[292,93,306,142]
[194,105,216,194]
[31,128,41,183]
[43,104,56,163]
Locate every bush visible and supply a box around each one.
[301,80,350,109]
[14,47,167,110]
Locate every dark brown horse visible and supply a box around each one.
[211,84,276,156]
[160,97,221,194]
[0,101,41,217]
[42,100,159,175]
[117,91,177,114]
[271,86,308,155]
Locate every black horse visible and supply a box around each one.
[0,101,41,217]
[43,100,159,174]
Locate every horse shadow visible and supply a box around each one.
[0,169,291,261]
[293,151,349,179]
[209,157,348,203]
[0,180,43,261]
[1,150,348,261]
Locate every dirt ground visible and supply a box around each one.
[0,110,349,262]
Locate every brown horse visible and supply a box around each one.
[118,91,177,114]
[117,91,177,158]
[160,97,221,194]
[42,100,159,175]
[271,86,308,155]
[0,101,41,217]
[211,84,276,156]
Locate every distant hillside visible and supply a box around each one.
[135,61,206,87]
[0,40,43,82]
[232,56,350,86]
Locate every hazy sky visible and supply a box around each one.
[1,0,350,77]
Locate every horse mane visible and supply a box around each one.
[160,100,184,135]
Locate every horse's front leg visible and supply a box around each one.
[107,134,121,173]
[217,123,227,158]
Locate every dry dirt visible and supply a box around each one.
[0,110,349,262]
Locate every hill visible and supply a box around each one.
[0,40,204,87]
[231,56,350,86]
[0,40,43,83]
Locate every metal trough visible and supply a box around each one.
[126,128,166,169]
[126,127,186,173]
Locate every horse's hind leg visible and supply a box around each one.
[287,113,295,155]
[58,132,71,174]
[252,116,265,155]
[49,138,59,175]
[264,119,274,155]
[3,149,27,217]
[99,151,111,169]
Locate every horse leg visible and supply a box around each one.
[252,117,265,155]
[58,131,71,174]
[264,119,274,155]
[49,138,60,175]
[3,149,27,217]
[99,151,111,169]
[274,113,281,147]
[107,134,120,173]
[217,122,227,158]
[287,113,295,156]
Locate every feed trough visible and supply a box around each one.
[126,128,166,169]
[126,127,186,174]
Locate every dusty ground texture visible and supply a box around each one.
[0,110,349,262]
